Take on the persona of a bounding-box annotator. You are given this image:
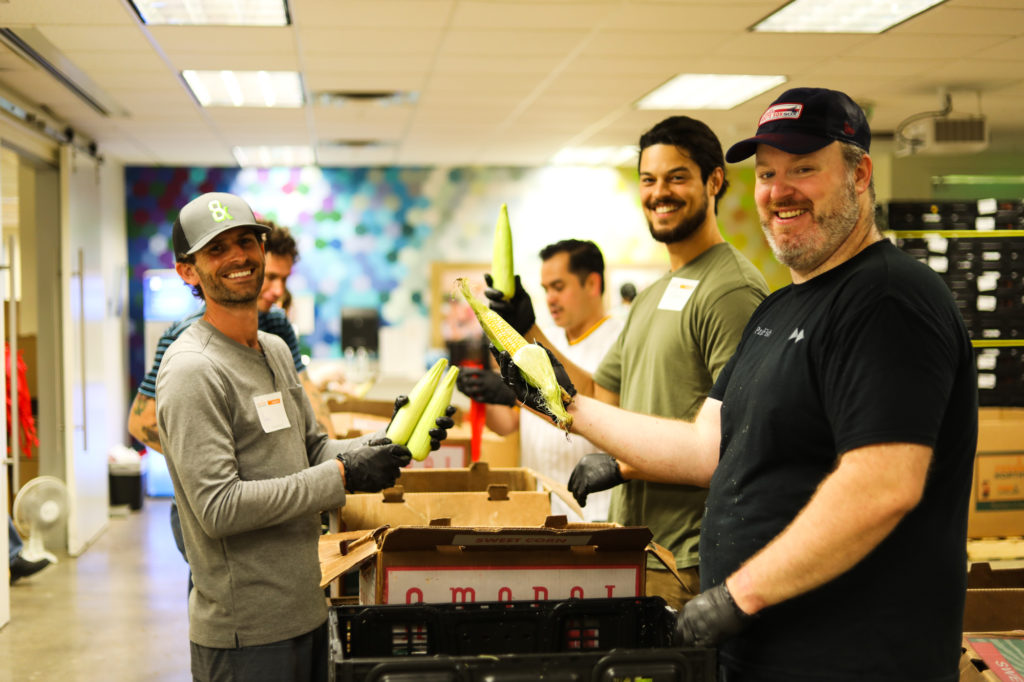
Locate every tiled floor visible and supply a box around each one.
[2,498,191,681]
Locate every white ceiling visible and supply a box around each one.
[0,0,1022,167]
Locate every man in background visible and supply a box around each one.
[457,239,622,521]
[486,116,769,609]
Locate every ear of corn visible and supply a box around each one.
[386,358,447,445]
[490,203,515,300]
[406,365,460,461]
[457,277,572,430]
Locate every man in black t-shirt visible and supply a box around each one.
[493,88,977,681]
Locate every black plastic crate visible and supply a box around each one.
[330,597,675,659]
[332,648,717,682]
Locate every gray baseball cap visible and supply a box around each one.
[172,192,270,256]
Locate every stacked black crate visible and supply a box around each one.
[891,199,1024,407]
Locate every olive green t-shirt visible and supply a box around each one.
[594,242,768,569]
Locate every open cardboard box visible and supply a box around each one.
[968,407,1024,539]
[319,518,683,605]
[959,562,1024,681]
[336,461,583,531]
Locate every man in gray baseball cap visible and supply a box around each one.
[156,191,454,681]
[172,191,271,256]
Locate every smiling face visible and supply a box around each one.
[639,143,719,245]
[754,142,865,277]
[178,226,265,308]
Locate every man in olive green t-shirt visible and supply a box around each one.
[485,116,768,610]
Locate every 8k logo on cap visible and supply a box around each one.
[208,199,234,223]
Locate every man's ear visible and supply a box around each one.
[706,166,725,199]
[584,271,602,296]
[175,261,198,287]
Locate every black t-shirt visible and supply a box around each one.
[705,240,977,681]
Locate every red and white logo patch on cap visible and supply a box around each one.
[759,103,803,127]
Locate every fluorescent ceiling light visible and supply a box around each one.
[183,70,303,108]
[636,74,787,110]
[753,0,947,34]
[551,146,637,167]
[233,146,315,167]
[130,0,288,26]
[932,175,1024,186]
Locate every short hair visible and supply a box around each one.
[261,219,299,262]
[620,282,636,303]
[539,239,606,294]
[839,141,876,208]
[638,116,729,212]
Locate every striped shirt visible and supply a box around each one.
[137,307,304,398]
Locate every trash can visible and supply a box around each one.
[109,445,146,510]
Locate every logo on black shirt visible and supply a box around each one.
[789,328,805,343]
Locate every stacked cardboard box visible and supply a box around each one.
[959,562,1024,681]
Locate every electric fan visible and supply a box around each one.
[12,476,69,564]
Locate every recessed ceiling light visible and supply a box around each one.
[183,70,303,108]
[635,74,787,110]
[752,0,947,34]
[232,146,314,167]
[129,0,288,26]
[550,146,637,167]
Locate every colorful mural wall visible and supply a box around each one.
[125,164,784,390]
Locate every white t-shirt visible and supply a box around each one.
[520,316,624,522]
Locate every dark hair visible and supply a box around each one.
[538,239,605,294]
[638,116,729,211]
[620,282,636,302]
[261,219,299,262]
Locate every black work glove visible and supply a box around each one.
[568,453,624,507]
[675,582,756,647]
[427,405,458,451]
[336,438,412,492]
[484,273,535,335]
[489,341,576,426]
[456,367,517,406]
[389,395,457,452]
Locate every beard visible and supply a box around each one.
[760,173,859,273]
[647,191,710,244]
[195,260,264,307]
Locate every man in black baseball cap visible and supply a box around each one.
[490,86,978,680]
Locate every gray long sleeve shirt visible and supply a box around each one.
[156,319,364,648]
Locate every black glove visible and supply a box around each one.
[428,405,458,451]
[456,368,516,406]
[568,453,624,507]
[484,273,535,335]
[336,438,412,493]
[489,341,575,425]
[675,582,756,647]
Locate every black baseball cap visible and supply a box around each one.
[725,87,870,163]
[172,192,270,256]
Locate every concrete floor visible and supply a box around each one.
[1,498,191,681]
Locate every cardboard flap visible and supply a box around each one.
[377,524,652,552]
[963,588,1024,631]
[319,527,386,588]
[646,541,687,586]
[382,486,404,503]
[486,484,509,501]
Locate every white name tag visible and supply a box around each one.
[656,277,699,312]
[253,392,290,433]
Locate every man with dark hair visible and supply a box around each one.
[156,192,452,681]
[457,239,622,520]
[497,88,977,680]
[485,116,768,609]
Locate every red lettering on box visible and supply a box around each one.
[533,586,548,600]
[570,586,584,599]
[605,585,615,597]
[406,588,423,603]
[450,587,476,602]
[497,587,512,601]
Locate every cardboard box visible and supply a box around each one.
[319,520,673,605]
[968,408,1024,539]
[960,563,1024,681]
[336,461,582,532]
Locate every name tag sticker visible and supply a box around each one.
[657,277,700,312]
[254,392,290,433]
